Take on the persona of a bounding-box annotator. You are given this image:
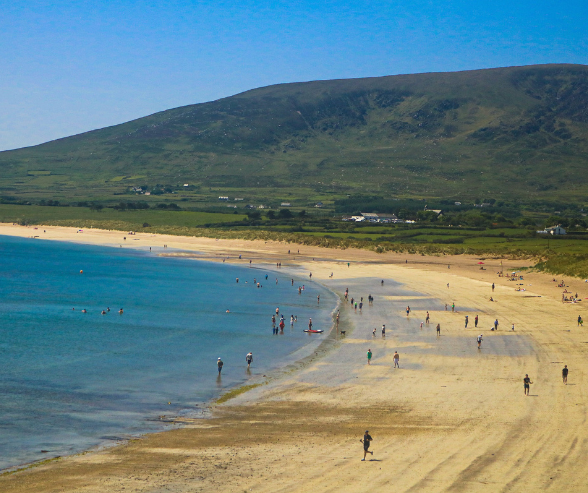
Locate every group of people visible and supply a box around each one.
[73,306,123,315]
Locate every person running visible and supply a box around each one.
[217,357,224,375]
[465,315,469,328]
[367,349,372,365]
[494,319,499,331]
[436,323,441,336]
[393,351,400,368]
[426,311,430,324]
[562,365,568,384]
[361,431,373,460]
[246,352,253,368]
[477,334,483,349]
[524,374,532,395]
[475,315,479,328]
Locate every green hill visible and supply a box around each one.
[2,64,588,208]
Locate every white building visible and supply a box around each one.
[537,225,567,235]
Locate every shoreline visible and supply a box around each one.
[0,226,344,474]
[3,223,588,492]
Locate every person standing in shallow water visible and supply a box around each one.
[217,358,223,375]
[246,352,253,368]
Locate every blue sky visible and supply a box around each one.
[0,0,586,151]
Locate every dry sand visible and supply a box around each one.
[1,223,588,492]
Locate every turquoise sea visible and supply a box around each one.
[0,235,337,470]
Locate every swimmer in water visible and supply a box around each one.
[101,310,106,315]
[226,309,230,313]
[119,308,123,314]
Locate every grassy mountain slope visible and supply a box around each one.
[1,64,588,206]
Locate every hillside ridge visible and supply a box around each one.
[1,63,588,207]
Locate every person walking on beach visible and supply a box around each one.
[475,315,479,328]
[562,365,568,384]
[217,357,224,375]
[426,311,430,324]
[494,319,499,331]
[393,351,400,368]
[578,315,583,326]
[492,283,495,292]
[246,352,253,368]
[367,349,372,365]
[524,374,532,395]
[361,431,373,460]
[465,315,469,328]
[406,306,411,316]
[436,323,441,336]
[477,334,483,349]
[452,302,455,312]
[382,325,386,336]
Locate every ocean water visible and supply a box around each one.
[0,235,337,470]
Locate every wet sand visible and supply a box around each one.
[2,223,588,492]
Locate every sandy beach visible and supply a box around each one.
[2,223,588,492]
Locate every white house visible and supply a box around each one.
[281,202,291,206]
[218,196,229,201]
[541,225,567,235]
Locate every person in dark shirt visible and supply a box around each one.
[562,365,569,384]
[524,374,532,395]
[217,358,224,375]
[361,431,373,460]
